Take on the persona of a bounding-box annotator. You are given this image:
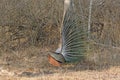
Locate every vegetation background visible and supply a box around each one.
[0,0,120,80]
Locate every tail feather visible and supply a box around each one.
[61,0,88,63]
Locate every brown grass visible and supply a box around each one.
[0,47,119,80]
[0,67,119,80]
[0,0,120,80]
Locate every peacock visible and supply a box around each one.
[48,0,88,66]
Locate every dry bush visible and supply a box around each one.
[88,0,120,66]
[0,0,64,51]
[0,0,120,68]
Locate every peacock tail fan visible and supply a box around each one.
[61,4,88,63]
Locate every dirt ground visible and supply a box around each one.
[0,47,120,80]
[0,67,120,80]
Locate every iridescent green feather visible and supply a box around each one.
[61,3,88,63]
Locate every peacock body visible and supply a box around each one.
[48,0,88,66]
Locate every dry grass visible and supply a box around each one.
[0,47,120,80]
[0,67,119,80]
[0,0,120,80]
